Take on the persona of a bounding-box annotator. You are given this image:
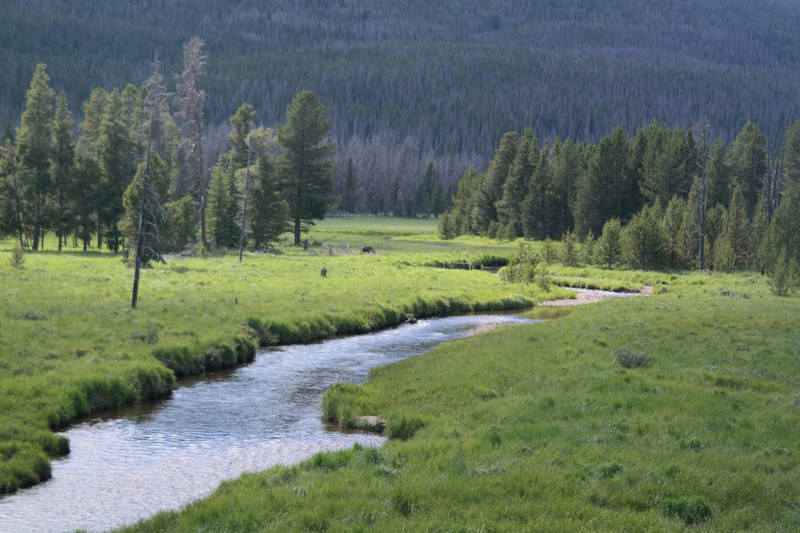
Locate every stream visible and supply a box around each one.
[0,313,536,533]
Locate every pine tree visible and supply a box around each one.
[207,159,240,248]
[249,155,289,250]
[175,37,209,249]
[277,91,336,246]
[730,122,768,216]
[597,218,623,268]
[51,91,75,251]
[575,127,632,238]
[622,203,669,271]
[98,88,137,251]
[416,163,435,217]
[471,131,517,235]
[17,63,55,250]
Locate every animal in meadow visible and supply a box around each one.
[361,246,375,255]
[320,266,327,277]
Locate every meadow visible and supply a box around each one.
[113,242,800,531]
[0,217,568,494]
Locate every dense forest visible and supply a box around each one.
[2,1,800,273]
[2,1,800,158]
[438,120,800,279]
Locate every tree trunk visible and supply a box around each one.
[294,216,301,246]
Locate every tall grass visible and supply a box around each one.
[119,268,800,531]
[0,220,557,493]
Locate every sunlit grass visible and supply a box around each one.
[122,284,800,531]
[0,221,559,493]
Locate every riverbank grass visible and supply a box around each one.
[0,219,558,493]
[119,270,800,531]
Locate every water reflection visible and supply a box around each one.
[0,314,534,533]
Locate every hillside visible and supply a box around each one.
[2,0,800,158]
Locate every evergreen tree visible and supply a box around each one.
[207,159,240,248]
[72,151,101,251]
[781,120,800,197]
[427,181,447,218]
[416,163,435,216]
[175,37,209,249]
[17,63,55,250]
[249,155,289,249]
[548,138,581,236]
[470,131,517,235]
[726,184,751,269]
[663,196,686,269]
[622,203,669,270]
[758,185,800,274]
[445,166,481,235]
[98,88,137,251]
[575,127,632,238]
[277,91,336,246]
[227,103,255,171]
[79,87,110,158]
[51,91,76,251]
[122,154,169,260]
[705,139,732,211]
[498,128,536,236]
[730,121,768,216]
[597,218,623,268]
[0,139,23,243]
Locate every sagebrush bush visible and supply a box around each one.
[614,348,650,369]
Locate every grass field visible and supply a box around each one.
[0,217,565,494]
[117,265,800,532]
[5,217,799,531]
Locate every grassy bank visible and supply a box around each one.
[118,269,800,531]
[0,218,565,494]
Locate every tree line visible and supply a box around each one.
[439,119,800,277]
[0,41,335,257]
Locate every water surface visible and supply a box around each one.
[0,313,534,533]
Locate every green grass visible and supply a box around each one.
[117,266,800,532]
[0,219,560,494]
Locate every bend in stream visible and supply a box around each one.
[0,313,536,533]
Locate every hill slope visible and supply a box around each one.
[2,0,799,155]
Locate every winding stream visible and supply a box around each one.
[0,313,535,533]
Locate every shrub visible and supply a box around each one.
[614,348,650,369]
[559,230,579,266]
[9,240,25,268]
[769,246,799,296]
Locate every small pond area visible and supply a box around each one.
[0,313,536,533]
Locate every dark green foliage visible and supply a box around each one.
[16,63,55,251]
[623,203,668,270]
[207,159,240,248]
[597,218,623,268]
[248,155,289,250]
[277,91,335,246]
[759,186,800,273]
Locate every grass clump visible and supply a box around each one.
[614,348,651,369]
[663,496,714,525]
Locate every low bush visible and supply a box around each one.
[614,348,651,369]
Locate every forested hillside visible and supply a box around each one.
[3,0,800,260]
[2,0,800,156]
